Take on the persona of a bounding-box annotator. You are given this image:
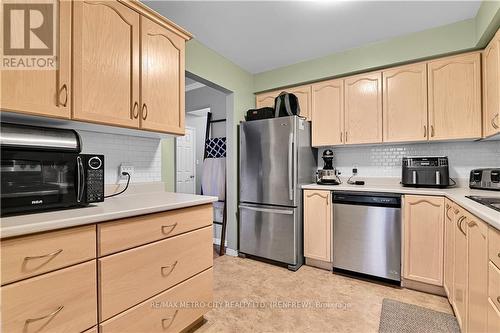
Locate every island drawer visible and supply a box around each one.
[1,225,96,285]
[100,268,213,333]
[98,204,212,256]
[99,226,212,320]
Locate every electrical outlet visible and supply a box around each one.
[119,163,134,182]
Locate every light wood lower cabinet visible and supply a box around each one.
[1,0,71,119]
[489,226,500,269]
[427,52,482,140]
[489,261,500,312]
[344,71,383,144]
[403,195,444,286]
[99,226,213,320]
[443,200,456,300]
[1,225,96,285]
[453,208,468,330]
[303,190,332,262]
[488,298,500,333]
[311,79,344,147]
[1,261,97,333]
[483,28,500,137]
[466,216,488,333]
[100,268,213,333]
[382,63,428,142]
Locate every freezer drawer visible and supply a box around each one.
[239,204,296,265]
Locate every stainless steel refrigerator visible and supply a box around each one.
[239,116,315,270]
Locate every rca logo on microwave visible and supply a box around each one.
[2,0,56,70]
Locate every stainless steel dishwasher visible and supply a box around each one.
[332,191,402,283]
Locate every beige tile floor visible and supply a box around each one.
[197,255,453,333]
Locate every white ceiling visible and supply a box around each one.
[144,1,481,74]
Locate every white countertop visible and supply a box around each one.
[302,180,500,230]
[1,191,218,238]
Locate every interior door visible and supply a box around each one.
[72,0,140,128]
[141,16,185,134]
[176,127,196,194]
[1,0,71,119]
[239,117,296,207]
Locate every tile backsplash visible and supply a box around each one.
[318,141,500,180]
[78,130,162,184]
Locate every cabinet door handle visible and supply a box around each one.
[141,103,148,120]
[25,305,64,326]
[492,113,499,129]
[161,260,178,277]
[424,125,427,138]
[445,205,452,220]
[161,223,178,235]
[430,125,435,137]
[131,102,139,119]
[340,132,343,143]
[58,84,68,107]
[23,248,63,262]
[457,216,466,236]
[161,310,179,329]
[345,131,348,143]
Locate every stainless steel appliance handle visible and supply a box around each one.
[239,205,294,215]
[288,132,293,201]
[76,156,85,203]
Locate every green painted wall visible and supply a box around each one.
[254,2,500,92]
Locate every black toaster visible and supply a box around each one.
[402,156,450,188]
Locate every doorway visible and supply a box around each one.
[175,126,196,194]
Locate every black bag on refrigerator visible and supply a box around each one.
[245,107,275,121]
[274,92,301,117]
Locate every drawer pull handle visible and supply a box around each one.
[161,223,178,235]
[24,249,63,262]
[25,305,64,326]
[161,261,178,277]
[161,310,179,329]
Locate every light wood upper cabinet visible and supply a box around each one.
[467,216,489,333]
[428,52,482,140]
[383,63,428,142]
[344,72,382,144]
[288,85,312,121]
[444,200,456,301]
[403,195,444,286]
[311,79,344,147]
[483,29,500,137]
[140,16,185,134]
[1,0,71,119]
[303,190,332,262]
[73,0,140,128]
[255,91,278,109]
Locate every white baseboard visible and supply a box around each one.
[213,237,238,257]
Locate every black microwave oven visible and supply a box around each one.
[0,123,104,216]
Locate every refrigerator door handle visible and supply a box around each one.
[288,132,293,201]
[239,205,294,215]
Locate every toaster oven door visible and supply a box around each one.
[1,149,79,215]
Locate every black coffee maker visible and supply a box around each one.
[316,150,340,185]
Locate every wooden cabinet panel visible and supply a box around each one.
[303,190,332,262]
[1,0,71,119]
[99,226,212,321]
[1,261,97,333]
[344,72,383,144]
[383,63,428,142]
[443,200,456,300]
[489,226,500,268]
[483,29,500,137]
[403,195,444,286]
[488,298,500,333]
[288,85,312,121]
[73,0,140,128]
[98,204,212,256]
[467,217,488,333]
[140,16,185,134]
[1,225,96,285]
[428,52,482,140]
[100,268,213,333]
[489,261,500,312]
[454,209,468,330]
[311,79,344,146]
[255,91,278,109]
